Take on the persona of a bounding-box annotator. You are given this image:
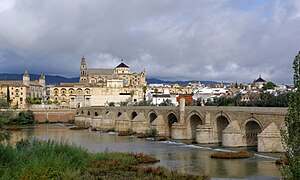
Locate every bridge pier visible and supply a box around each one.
[101,112,117,130]
[115,112,131,132]
[258,122,284,152]
[151,115,168,136]
[131,112,149,133]
[172,123,188,139]
[75,115,86,126]
[91,116,101,128]
[196,125,213,143]
[222,121,246,147]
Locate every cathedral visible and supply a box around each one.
[50,56,147,108]
[79,56,146,88]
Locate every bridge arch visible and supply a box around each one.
[214,112,231,143]
[186,111,204,139]
[117,112,122,117]
[131,111,138,120]
[166,111,179,137]
[148,110,158,124]
[244,118,262,147]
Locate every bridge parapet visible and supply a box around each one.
[74,106,287,152]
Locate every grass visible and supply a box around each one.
[210,150,253,159]
[0,139,208,179]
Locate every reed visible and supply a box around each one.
[0,139,208,179]
[210,150,253,159]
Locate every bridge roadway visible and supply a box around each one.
[75,104,287,153]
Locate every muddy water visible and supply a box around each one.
[10,124,282,179]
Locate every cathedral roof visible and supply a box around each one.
[116,62,129,68]
[88,68,114,75]
[254,76,266,83]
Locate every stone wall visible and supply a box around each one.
[33,109,76,123]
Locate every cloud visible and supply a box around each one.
[0,0,299,83]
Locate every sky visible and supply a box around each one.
[0,0,300,84]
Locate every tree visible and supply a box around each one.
[108,102,115,107]
[142,86,147,100]
[159,99,173,106]
[281,51,300,178]
[262,82,276,90]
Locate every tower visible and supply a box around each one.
[23,70,30,86]
[39,74,46,88]
[79,55,87,83]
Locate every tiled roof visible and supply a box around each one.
[88,68,114,75]
[0,81,27,87]
[116,62,129,68]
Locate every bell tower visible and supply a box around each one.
[79,55,87,83]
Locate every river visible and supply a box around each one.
[10,124,282,179]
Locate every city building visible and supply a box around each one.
[49,56,147,108]
[0,71,46,109]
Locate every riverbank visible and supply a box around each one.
[8,124,282,178]
[0,139,208,179]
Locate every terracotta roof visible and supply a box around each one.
[116,62,129,68]
[0,81,27,87]
[30,81,43,87]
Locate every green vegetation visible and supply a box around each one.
[210,150,252,159]
[9,110,36,125]
[262,81,276,90]
[281,51,300,179]
[137,128,159,138]
[205,92,290,107]
[276,156,289,165]
[108,102,115,106]
[0,111,11,142]
[133,100,154,106]
[159,99,174,106]
[0,139,207,179]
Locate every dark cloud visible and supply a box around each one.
[0,0,299,83]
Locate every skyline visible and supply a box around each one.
[0,0,300,83]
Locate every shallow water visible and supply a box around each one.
[10,124,282,179]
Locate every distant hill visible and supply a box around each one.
[146,78,222,85]
[0,73,223,86]
[0,73,78,85]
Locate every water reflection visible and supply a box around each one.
[10,124,281,179]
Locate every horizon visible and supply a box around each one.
[0,1,299,84]
[0,72,292,85]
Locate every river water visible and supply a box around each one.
[10,124,282,179]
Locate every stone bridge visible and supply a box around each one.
[74,102,287,152]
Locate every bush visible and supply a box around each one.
[210,150,252,159]
[13,110,36,125]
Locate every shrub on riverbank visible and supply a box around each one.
[69,126,88,130]
[210,150,252,159]
[276,156,289,165]
[0,139,208,179]
[137,128,158,138]
[8,110,36,125]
